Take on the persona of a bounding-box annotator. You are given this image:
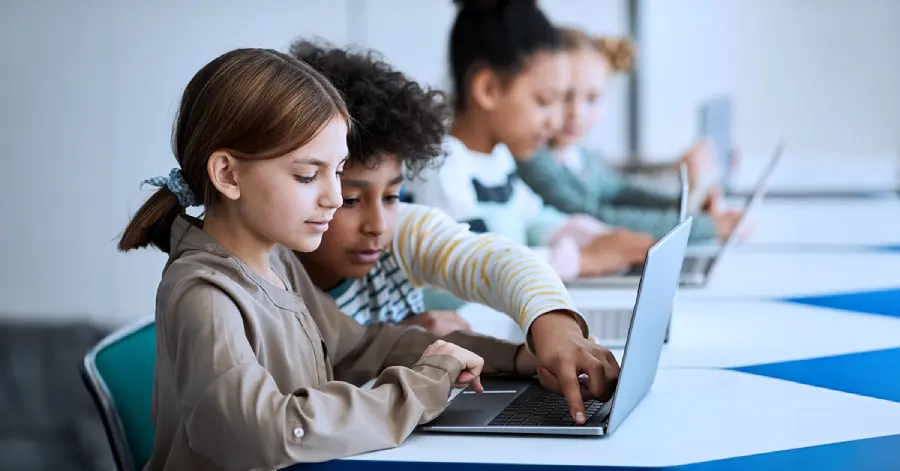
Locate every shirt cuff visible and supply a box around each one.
[522,308,591,355]
[413,354,464,384]
[548,214,614,248]
[546,235,581,282]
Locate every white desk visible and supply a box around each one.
[662,300,900,368]
[312,196,900,470]
[308,369,900,470]
[558,250,900,303]
[726,151,899,196]
[682,251,900,299]
[458,298,900,371]
[734,199,900,247]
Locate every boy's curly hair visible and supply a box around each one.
[289,39,450,178]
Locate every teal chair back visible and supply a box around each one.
[82,316,156,471]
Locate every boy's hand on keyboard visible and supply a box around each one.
[422,340,485,393]
[529,312,621,424]
[403,310,472,336]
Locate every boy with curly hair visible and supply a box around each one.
[289,41,623,424]
[288,40,584,333]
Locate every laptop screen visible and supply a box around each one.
[678,163,689,223]
[704,141,785,275]
[605,218,693,434]
[698,97,735,187]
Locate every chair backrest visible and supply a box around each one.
[82,316,156,471]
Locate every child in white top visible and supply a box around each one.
[406,0,655,281]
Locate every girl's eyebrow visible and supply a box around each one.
[341,179,371,188]
[292,157,328,166]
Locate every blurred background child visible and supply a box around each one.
[515,27,743,242]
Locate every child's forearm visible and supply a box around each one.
[332,316,521,377]
[396,204,585,346]
[184,355,461,467]
[595,205,717,241]
[165,282,465,468]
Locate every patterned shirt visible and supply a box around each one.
[328,249,424,325]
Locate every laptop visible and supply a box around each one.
[699,96,736,190]
[677,162,690,222]
[729,148,900,200]
[568,141,785,288]
[419,218,693,436]
[570,164,689,348]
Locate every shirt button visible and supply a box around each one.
[292,427,304,439]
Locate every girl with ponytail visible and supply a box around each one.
[515,26,745,242]
[123,48,525,470]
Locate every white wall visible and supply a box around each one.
[638,0,900,162]
[0,0,627,325]
[5,0,894,325]
[0,0,351,325]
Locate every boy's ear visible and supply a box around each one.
[207,151,241,201]
[470,68,503,111]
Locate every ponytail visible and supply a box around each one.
[117,187,184,253]
[119,168,198,253]
[558,26,637,73]
[593,37,636,72]
[116,48,349,256]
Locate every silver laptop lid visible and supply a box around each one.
[699,96,735,186]
[705,141,785,278]
[678,162,689,223]
[604,217,693,435]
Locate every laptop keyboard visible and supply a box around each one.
[626,256,709,278]
[582,308,632,341]
[682,257,704,274]
[623,264,643,277]
[488,387,604,427]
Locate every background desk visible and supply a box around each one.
[734,199,900,248]
[725,151,899,199]
[681,251,900,299]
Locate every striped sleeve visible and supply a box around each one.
[392,203,589,348]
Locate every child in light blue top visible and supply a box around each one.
[515,27,743,242]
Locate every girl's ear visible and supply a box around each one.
[470,68,503,111]
[208,151,241,201]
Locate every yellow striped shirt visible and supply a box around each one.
[395,203,587,339]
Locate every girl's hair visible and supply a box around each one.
[449,0,564,111]
[118,48,349,253]
[558,27,636,73]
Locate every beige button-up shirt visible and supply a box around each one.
[144,216,521,471]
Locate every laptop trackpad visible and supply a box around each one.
[431,390,519,426]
